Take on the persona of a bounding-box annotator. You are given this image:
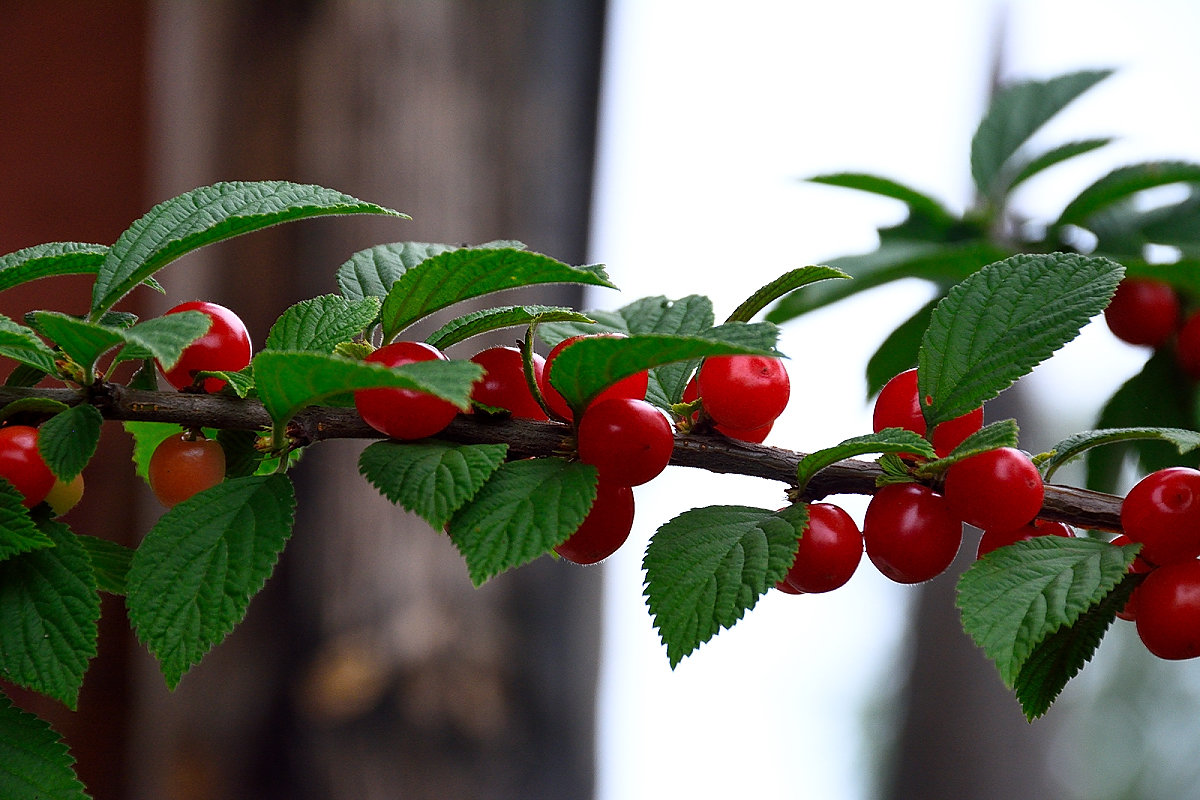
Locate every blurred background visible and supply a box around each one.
[4,2,1200,799]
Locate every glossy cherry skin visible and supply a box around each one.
[976,519,1073,559]
[681,378,773,443]
[863,483,963,584]
[1111,534,1156,622]
[159,301,253,393]
[0,425,55,508]
[872,368,983,458]
[354,341,460,440]
[1120,466,1200,566]
[1104,278,1180,348]
[1176,311,1200,379]
[554,480,635,565]
[696,354,789,431]
[469,345,548,420]
[577,398,674,487]
[1134,559,1200,660]
[539,334,648,422]
[942,447,1044,532]
[782,502,863,593]
[148,432,226,509]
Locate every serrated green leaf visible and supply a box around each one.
[725,266,851,323]
[91,181,406,316]
[808,172,958,228]
[643,505,796,667]
[1005,138,1113,195]
[971,69,1113,200]
[918,253,1123,428]
[865,297,938,397]
[5,364,49,388]
[1056,161,1200,228]
[196,367,255,398]
[923,419,1021,469]
[216,429,265,479]
[0,315,59,375]
[37,405,102,481]
[76,534,132,596]
[28,312,123,376]
[425,305,593,351]
[379,247,616,341]
[1042,426,1200,482]
[0,692,88,800]
[1013,569,1138,720]
[0,519,99,708]
[956,536,1135,689]
[336,241,462,301]
[124,421,184,482]
[252,351,481,427]
[115,310,211,370]
[447,458,597,586]
[795,429,934,494]
[264,294,381,353]
[0,241,108,294]
[127,474,295,689]
[0,483,53,563]
[548,330,780,415]
[359,440,507,530]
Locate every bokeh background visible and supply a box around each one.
[4,2,1200,798]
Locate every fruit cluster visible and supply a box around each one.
[1104,277,1200,377]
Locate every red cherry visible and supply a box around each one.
[681,378,773,443]
[942,447,1043,532]
[539,334,648,422]
[696,354,789,431]
[1111,534,1155,622]
[1134,559,1200,660]
[147,432,226,509]
[577,398,674,487]
[1120,466,1200,566]
[863,483,963,584]
[1176,310,1200,379]
[0,425,55,508]
[354,341,460,440]
[554,480,635,565]
[782,502,863,593]
[976,519,1073,559]
[469,345,548,421]
[1104,277,1180,348]
[872,368,983,458]
[158,301,253,393]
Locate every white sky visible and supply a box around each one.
[588,2,1200,798]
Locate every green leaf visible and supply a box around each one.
[379,247,616,341]
[0,519,99,708]
[1004,138,1113,195]
[1013,569,1139,720]
[447,458,597,586]
[1056,161,1200,228]
[76,534,132,596]
[643,505,796,667]
[971,69,1113,200]
[0,315,59,375]
[547,330,780,416]
[252,351,481,427]
[0,482,53,562]
[912,419,1022,479]
[794,429,934,494]
[124,421,184,482]
[425,305,593,351]
[808,172,958,228]
[127,474,296,689]
[116,311,212,370]
[0,692,88,800]
[264,294,381,353]
[0,241,107,294]
[91,181,406,316]
[865,297,938,397]
[725,265,851,323]
[359,440,507,530]
[28,312,123,376]
[956,536,1135,690]
[1042,426,1200,482]
[336,241,462,301]
[37,405,102,481]
[918,253,1123,429]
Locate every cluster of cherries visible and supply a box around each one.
[357,332,792,565]
[1104,276,1200,377]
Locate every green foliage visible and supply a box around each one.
[1042,426,1200,481]
[37,405,102,481]
[264,294,381,354]
[794,429,934,494]
[0,692,87,800]
[0,483,54,562]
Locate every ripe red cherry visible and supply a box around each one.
[1134,559,1200,660]
[1120,466,1200,566]
[0,425,55,508]
[942,447,1043,532]
[148,432,226,508]
[863,482,963,584]
[1104,278,1180,348]
[355,341,460,440]
[1111,534,1156,622]
[539,334,648,422]
[577,397,674,487]
[1176,311,1200,379]
[976,519,1073,559]
[872,368,983,458]
[158,301,253,393]
[782,502,863,593]
[696,354,789,431]
[469,345,548,421]
[681,378,773,443]
[554,480,635,565]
